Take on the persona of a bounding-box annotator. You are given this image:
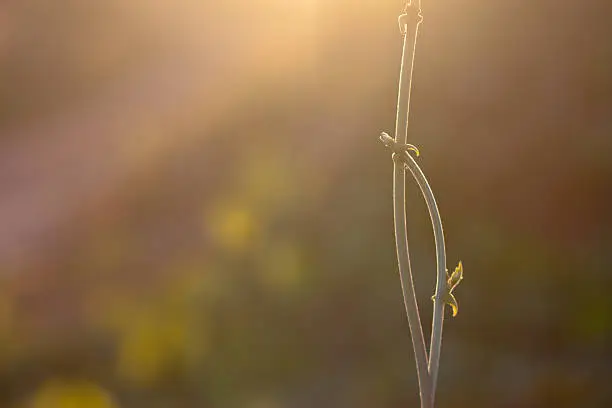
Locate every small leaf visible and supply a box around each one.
[447,261,463,291]
[434,261,463,317]
[401,144,420,157]
[431,292,459,317]
[443,292,459,317]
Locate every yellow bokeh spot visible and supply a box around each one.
[207,203,256,252]
[29,379,117,408]
[116,316,188,385]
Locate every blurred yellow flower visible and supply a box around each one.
[207,203,257,252]
[29,379,117,408]
[116,316,187,385]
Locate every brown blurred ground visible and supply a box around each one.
[0,1,611,407]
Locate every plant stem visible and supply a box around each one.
[401,152,447,406]
[388,2,454,406]
[392,2,431,407]
[393,161,431,407]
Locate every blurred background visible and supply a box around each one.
[1,0,611,407]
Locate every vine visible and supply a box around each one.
[378,2,463,407]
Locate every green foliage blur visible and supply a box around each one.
[1,1,611,407]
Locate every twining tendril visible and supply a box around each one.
[379,131,420,158]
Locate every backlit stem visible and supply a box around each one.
[392,2,431,407]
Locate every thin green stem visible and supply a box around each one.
[392,2,430,407]
[393,159,431,407]
[401,153,447,405]
[384,2,459,406]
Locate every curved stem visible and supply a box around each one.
[402,153,447,404]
